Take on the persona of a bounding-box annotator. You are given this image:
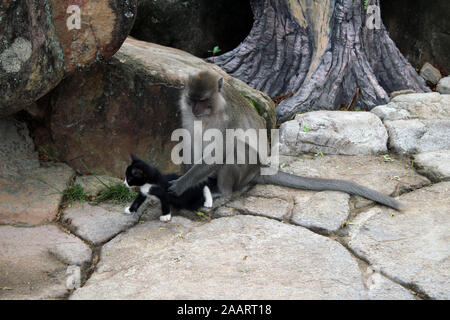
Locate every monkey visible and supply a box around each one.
[168,70,403,210]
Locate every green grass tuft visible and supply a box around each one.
[63,184,88,204]
[94,183,137,204]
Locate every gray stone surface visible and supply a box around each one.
[0,117,39,177]
[71,216,368,299]
[62,202,140,245]
[283,155,430,208]
[414,150,450,182]
[437,76,450,94]
[292,191,350,234]
[385,119,450,155]
[226,196,291,220]
[75,175,123,196]
[279,111,388,156]
[0,163,74,226]
[419,62,442,85]
[364,268,416,300]
[372,92,450,121]
[0,224,92,300]
[347,182,450,300]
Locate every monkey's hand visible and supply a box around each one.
[167,178,185,196]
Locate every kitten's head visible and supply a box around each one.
[124,153,157,187]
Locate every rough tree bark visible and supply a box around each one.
[208,0,429,123]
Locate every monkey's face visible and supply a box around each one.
[184,71,224,118]
[187,94,213,117]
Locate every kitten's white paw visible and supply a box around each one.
[203,186,213,208]
[124,206,132,215]
[159,213,172,222]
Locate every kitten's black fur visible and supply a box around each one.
[124,154,216,219]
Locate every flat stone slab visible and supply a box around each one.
[279,111,387,156]
[75,175,123,196]
[71,215,372,299]
[282,155,430,208]
[62,202,140,245]
[385,119,450,155]
[414,150,450,182]
[364,268,415,300]
[347,182,450,299]
[292,191,350,234]
[0,224,91,300]
[0,117,39,177]
[226,196,291,220]
[0,163,74,226]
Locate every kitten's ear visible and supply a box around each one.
[218,77,224,92]
[130,153,139,162]
[131,167,144,178]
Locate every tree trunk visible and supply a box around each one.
[208,0,429,123]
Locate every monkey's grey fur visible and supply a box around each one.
[169,71,403,210]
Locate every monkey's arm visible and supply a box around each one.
[168,163,221,196]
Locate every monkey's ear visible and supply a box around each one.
[218,77,224,92]
[130,153,139,162]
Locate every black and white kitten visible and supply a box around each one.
[123,154,215,222]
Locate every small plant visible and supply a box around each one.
[95,183,137,204]
[364,0,369,10]
[382,154,394,162]
[315,151,324,157]
[63,184,88,204]
[303,125,310,132]
[208,45,222,56]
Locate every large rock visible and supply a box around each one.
[371,92,450,121]
[42,37,274,177]
[0,0,137,116]
[0,163,74,226]
[347,182,450,300]
[414,150,450,182]
[71,215,371,299]
[0,117,39,177]
[437,77,450,94]
[61,202,141,245]
[279,111,388,156]
[371,92,450,155]
[0,224,91,300]
[419,62,442,85]
[385,119,450,155]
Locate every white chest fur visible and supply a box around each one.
[140,183,153,194]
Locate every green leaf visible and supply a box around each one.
[196,211,205,216]
[303,125,310,132]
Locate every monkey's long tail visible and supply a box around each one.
[255,171,404,210]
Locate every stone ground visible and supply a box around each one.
[0,93,449,300]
